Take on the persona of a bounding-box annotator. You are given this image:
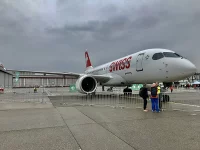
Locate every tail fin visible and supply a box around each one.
[85,50,93,71]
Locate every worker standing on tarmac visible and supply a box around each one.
[34,87,37,93]
[150,83,160,112]
[156,83,162,111]
[170,86,173,93]
[139,84,149,112]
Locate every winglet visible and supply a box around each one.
[85,50,93,70]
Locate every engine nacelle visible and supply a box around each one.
[75,75,97,94]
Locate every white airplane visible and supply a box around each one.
[8,48,197,94]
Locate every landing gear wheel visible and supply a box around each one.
[163,95,167,102]
[123,88,132,96]
[166,95,170,102]
[123,88,127,95]
[128,88,132,96]
[107,87,113,92]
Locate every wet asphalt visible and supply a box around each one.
[0,88,199,150]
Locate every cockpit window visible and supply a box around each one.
[152,53,164,60]
[163,52,180,58]
[174,53,181,57]
[175,53,185,58]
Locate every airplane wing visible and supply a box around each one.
[7,69,112,83]
[7,69,81,77]
[91,74,113,83]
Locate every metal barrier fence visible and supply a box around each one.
[0,88,49,103]
[1,88,200,113]
[49,92,200,112]
[49,92,143,109]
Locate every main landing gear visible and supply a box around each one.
[123,86,132,95]
[107,87,113,92]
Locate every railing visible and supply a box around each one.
[0,88,200,113]
[48,91,200,113]
[0,88,48,103]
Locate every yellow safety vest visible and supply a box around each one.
[157,86,161,94]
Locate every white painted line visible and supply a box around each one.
[181,104,188,106]
[191,114,197,116]
[173,109,181,111]
[172,103,200,108]
[136,107,142,109]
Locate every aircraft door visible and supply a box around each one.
[136,53,145,72]
[151,52,168,80]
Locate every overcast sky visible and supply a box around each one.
[0,0,199,73]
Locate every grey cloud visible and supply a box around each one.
[0,0,200,73]
[48,20,100,33]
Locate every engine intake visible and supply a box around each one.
[76,75,97,94]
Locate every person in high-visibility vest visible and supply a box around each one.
[34,87,37,93]
[157,85,161,94]
[156,83,162,110]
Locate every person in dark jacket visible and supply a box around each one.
[141,84,149,112]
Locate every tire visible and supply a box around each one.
[128,89,132,95]
[167,95,170,102]
[162,95,166,102]
[165,95,168,102]
[123,88,128,95]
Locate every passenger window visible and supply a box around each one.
[152,53,164,60]
[163,52,180,58]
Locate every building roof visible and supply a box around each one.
[0,67,13,75]
[13,75,77,79]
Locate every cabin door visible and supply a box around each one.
[136,53,145,72]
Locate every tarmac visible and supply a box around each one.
[0,87,199,150]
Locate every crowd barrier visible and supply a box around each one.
[51,92,200,112]
[0,88,48,103]
[0,88,200,112]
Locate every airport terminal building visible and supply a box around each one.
[0,67,13,88]
[10,71,77,88]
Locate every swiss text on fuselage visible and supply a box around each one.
[109,56,132,72]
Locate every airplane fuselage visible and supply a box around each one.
[86,49,196,86]
[6,48,197,94]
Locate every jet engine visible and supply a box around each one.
[75,75,97,94]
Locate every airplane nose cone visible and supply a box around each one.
[165,58,197,81]
[188,62,196,73]
[182,61,197,76]
[191,63,197,73]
